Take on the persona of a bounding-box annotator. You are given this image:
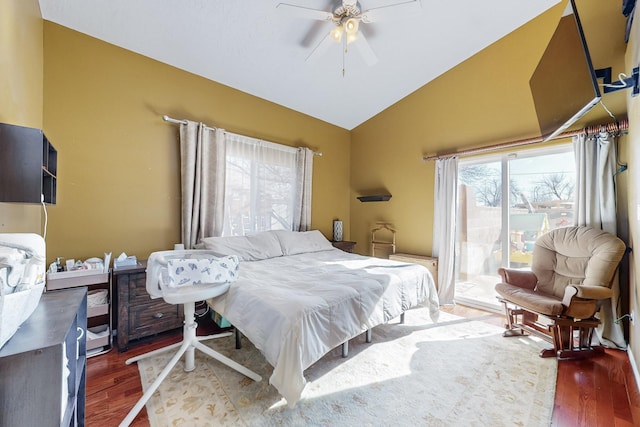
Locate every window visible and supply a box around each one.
[455,144,575,310]
[222,134,300,236]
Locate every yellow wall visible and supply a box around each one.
[41,23,351,263]
[626,4,640,382]
[349,0,628,256]
[0,0,43,233]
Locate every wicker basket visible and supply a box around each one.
[87,289,108,307]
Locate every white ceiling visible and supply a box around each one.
[38,0,561,130]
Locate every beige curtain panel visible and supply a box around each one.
[179,121,226,249]
[573,131,625,349]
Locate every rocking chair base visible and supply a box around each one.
[502,328,526,338]
[539,345,605,359]
[498,298,603,360]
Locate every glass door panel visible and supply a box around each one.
[508,151,575,269]
[455,147,575,312]
[456,160,504,310]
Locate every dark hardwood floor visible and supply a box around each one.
[444,306,640,427]
[86,306,640,426]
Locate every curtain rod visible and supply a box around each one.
[162,115,323,157]
[422,118,629,161]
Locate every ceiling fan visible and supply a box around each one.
[276,1,421,67]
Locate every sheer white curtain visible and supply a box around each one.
[573,131,625,348]
[179,121,226,249]
[223,134,312,235]
[433,157,458,305]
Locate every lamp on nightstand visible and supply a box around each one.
[333,219,343,242]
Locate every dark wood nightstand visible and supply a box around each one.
[331,240,356,253]
[114,260,183,351]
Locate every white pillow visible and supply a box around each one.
[200,231,283,261]
[166,255,239,287]
[274,230,334,255]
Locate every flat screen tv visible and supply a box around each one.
[529,0,601,141]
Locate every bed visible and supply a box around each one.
[202,230,439,406]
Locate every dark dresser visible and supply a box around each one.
[114,260,183,351]
[0,288,87,426]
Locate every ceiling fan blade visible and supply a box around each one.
[351,31,378,66]
[305,33,334,63]
[360,0,422,23]
[276,3,334,21]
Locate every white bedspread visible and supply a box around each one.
[208,248,439,406]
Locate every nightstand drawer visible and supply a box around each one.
[129,282,156,305]
[128,299,182,337]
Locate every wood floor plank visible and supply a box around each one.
[610,370,633,425]
[577,361,598,427]
[593,358,616,426]
[552,359,581,427]
[627,370,640,427]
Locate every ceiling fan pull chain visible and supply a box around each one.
[342,36,346,77]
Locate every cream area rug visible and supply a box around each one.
[137,308,557,427]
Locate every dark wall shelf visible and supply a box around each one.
[0,122,57,204]
[357,195,392,202]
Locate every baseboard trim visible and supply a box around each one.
[455,296,503,315]
[627,346,640,394]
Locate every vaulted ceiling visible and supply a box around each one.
[38,0,562,130]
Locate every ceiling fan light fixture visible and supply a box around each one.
[346,31,358,44]
[330,25,344,42]
[344,18,359,34]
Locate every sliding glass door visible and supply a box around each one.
[455,145,575,311]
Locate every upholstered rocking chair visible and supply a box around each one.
[495,226,625,359]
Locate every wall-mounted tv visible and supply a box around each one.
[529,0,601,141]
